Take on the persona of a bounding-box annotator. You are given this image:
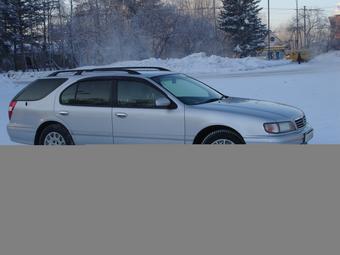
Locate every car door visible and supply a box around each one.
[56,79,114,144]
[112,78,185,144]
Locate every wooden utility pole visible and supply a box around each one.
[213,0,217,37]
[303,6,307,48]
[268,0,271,60]
[70,0,76,67]
[213,0,218,52]
[296,0,299,50]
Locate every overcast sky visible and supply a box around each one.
[258,0,339,27]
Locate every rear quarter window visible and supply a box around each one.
[14,78,68,101]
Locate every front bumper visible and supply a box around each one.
[244,124,314,144]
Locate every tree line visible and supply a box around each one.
[1,0,225,70]
[3,0,327,72]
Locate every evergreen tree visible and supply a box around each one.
[219,0,267,57]
[0,1,8,63]
[5,0,44,70]
[0,0,17,69]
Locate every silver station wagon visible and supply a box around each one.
[7,67,314,145]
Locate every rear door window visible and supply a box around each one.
[15,78,67,101]
[60,80,113,107]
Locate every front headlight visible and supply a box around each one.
[264,121,296,134]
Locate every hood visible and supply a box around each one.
[193,97,304,122]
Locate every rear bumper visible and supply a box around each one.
[244,125,314,144]
[7,124,35,145]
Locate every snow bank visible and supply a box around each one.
[309,51,340,64]
[107,53,291,74]
[2,53,291,82]
[6,70,50,83]
[0,74,15,88]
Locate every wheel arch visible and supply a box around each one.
[193,125,245,144]
[34,121,73,145]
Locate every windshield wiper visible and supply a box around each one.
[199,98,220,104]
[195,95,229,105]
[219,95,228,101]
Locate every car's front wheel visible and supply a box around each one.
[202,129,245,145]
[39,124,74,146]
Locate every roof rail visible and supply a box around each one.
[48,67,171,77]
[119,67,171,71]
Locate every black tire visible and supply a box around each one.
[202,129,245,145]
[38,124,74,146]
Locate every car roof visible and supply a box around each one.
[47,67,177,80]
[45,71,178,82]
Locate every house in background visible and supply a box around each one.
[263,31,288,60]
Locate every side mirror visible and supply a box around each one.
[155,97,171,108]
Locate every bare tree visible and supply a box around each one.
[287,8,330,53]
[1,0,233,70]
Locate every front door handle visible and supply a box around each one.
[115,113,128,118]
[59,111,69,116]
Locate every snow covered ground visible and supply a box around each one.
[1,52,339,144]
[0,76,25,144]
[92,53,291,74]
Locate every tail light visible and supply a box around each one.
[8,101,17,120]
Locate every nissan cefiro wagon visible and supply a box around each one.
[7,67,314,145]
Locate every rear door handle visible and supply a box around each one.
[115,113,128,118]
[59,111,69,116]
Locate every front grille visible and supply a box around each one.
[295,116,307,129]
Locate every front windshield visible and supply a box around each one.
[152,74,223,105]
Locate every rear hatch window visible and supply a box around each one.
[14,78,68,101]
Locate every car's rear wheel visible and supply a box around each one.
[202,129,245,145]
[39,124,74,146]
